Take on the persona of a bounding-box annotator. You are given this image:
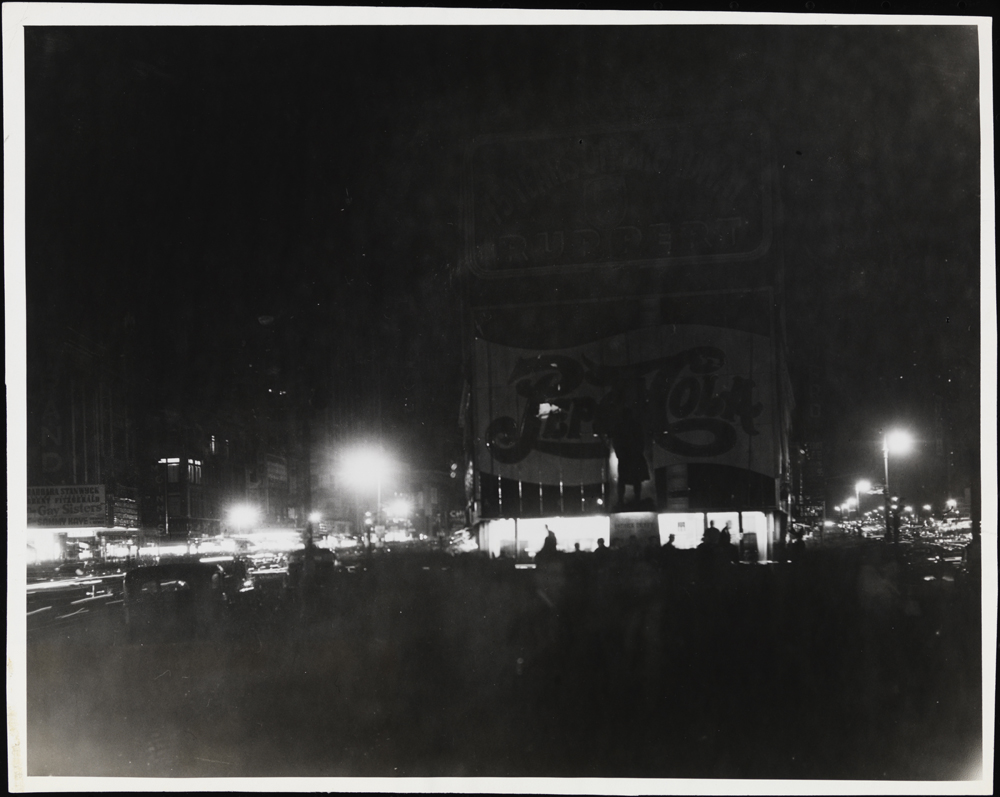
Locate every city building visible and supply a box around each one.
[26,326,140,562]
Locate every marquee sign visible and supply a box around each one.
[474,325,778,485]
[28,484,107,526]
[465,119,771,277]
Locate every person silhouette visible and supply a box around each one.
[537,526,559,562]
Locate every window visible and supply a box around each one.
[188,459,202,485]
[159,457,181,483]
[210,435,216,454]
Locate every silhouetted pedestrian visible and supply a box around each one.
[720,530,740,565]
[594,537,610,563]
[537,527,559,562]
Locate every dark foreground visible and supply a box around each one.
[26,536,983,780]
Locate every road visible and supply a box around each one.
[24,539,984,780]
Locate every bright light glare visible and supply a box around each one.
[856,479,872,494]
[308,511,322,524]
[845,497,857,508]
[923,504,932,511]
[946,498,957,509]
[386,498,412,518]
[884,429,914,456]
[341,448,393,488]
[228,504,260,528]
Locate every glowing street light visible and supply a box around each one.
[341,447,395,551]
[883,429,914,544]
[852,479,872,535]
[308,511,322,524]
[228,503,260,535]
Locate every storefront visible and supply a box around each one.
[477,509,777,562]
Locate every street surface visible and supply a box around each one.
[25,533,983,780]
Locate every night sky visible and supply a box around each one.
[22,19,984,491]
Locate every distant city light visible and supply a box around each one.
[856,479,872,494]
[922,504,932,512]
[308,511,322,524]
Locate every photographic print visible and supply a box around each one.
[5,4,995,792]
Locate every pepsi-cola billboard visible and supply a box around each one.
[465,118,771,279]
[474,323,779,486]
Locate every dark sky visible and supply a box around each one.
[24,22,983,487]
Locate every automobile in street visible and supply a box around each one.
[123,559,252,643]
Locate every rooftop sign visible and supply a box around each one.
[465,119,771,278]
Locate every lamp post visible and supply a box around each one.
[883,430,913,545]
[342,447,393,554]
[854,479,872,536]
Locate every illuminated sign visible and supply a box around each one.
[475,324,778,484]
[27,484,107,526]
[466,119,771,277]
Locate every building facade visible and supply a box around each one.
[26,326,140,562]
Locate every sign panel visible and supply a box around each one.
[610,512,660,547]
[466,119,770,277]
[267,456,288,483]
[28,484,107,526]
[475,324,777,484]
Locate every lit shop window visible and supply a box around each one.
[188,460,202,484]
[159,457,181,483]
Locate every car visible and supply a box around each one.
[123,561,247,642]
[53,560,93,579]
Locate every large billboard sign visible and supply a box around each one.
[27,484,107,526]
[474,324,778,485]
[465,118,771,278]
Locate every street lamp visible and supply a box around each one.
[844,497,857,529]
[341,447,394,552]
[883,429,914,545]
[854,479,872,534]
[227,503,260,536]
